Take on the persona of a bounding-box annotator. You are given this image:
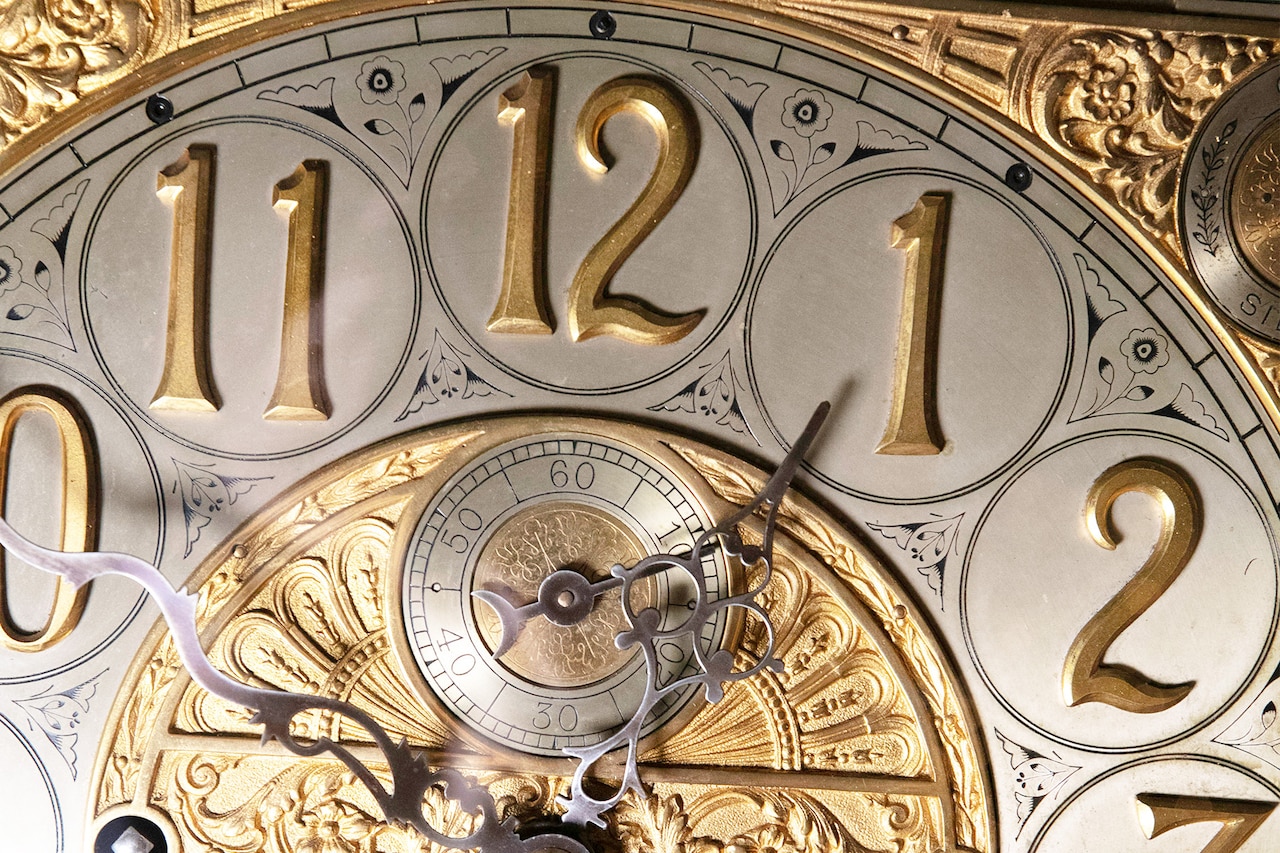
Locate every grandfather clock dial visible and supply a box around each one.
[5,2,1280,852]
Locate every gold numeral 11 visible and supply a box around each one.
[878,192,950,455]
[152,147,330,420]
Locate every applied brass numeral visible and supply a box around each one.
[0,389,98,652]
[265,160,331,420]
[1137,793,1275,853]
[1062,458,1199,713]
[153,147,331,420]
[153,145,219,412]
[489,70,703,345]
[878,192,949,455]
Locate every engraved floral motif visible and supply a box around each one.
[694,61,925,214]
[1071,254,1228,439]
[259,48,504,186]
[649,351,758,442]
[1216,665,1280,772]
[0,177,87,349]
[172,458,272,557]
[1034,31,1273,248]
[396,329,508,420]
[355,55,404,106]
[13,669,103,779]
[994,730,1079,838]
[867,513,963,602]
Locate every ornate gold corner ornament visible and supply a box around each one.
[89,419,990,853]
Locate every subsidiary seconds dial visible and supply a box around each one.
[401,433,732,755]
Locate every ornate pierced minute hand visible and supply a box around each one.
[0,518,588,853]
[474,402,830,659]
[474,402,831,828]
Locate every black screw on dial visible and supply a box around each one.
[1005,162,1034,192]
[589,10,617,39]
[95,815,168,853]
[144,94,175,125]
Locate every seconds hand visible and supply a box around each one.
[472,401,830,658]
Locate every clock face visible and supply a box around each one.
[4,2,1280,852]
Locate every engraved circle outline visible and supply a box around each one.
[745,166,1073,505]
[421,47,758,396]
[959,428,1280,754]
[401,432,725,755]
[80,114,421,462]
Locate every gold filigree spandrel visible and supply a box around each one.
[1032,29,1274,254]
[0,0,157,144]
[669,441,991,853]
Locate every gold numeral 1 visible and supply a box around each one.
[152,148,331,420]
[1062,459,1199,713]
[0,389,98,652]
[568,76,702,344]
[152,145,220,412]
[877,192,949,455]
[265,160,330,420]
[1136,794,1275,853]
[488,68,555,335]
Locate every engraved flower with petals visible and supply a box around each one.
[0,247,20,296]
[356,56,405,105]
[1121,328,1169,374]
[298,800,374,853]
[781,89,832,138]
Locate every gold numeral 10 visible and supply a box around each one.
[0,389,98,652]
[1062,458,1199,713]
[1137,793,1275,853]
[878,192,950,455]
[488,70,703,345]
[152,147,330,420]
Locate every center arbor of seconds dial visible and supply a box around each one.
[472,501,656,689]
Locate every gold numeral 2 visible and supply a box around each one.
[488,70,703,345]
[878,192,949,455]
[153,147,330,420]
[1137,793,1275,853]
[0,389,98,652]
[1062,458,1199,713]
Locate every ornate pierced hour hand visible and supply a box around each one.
[470,402,830,827]
[0,517,589,853]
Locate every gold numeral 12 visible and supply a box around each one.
[0,389,98,652]
[152,147,330,420]
[878,192,950,455]
[488,70,703,345]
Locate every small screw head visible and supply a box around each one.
[891,24,910,40]
[145,94,175,125]
[1005,162,1033,192]
[589,10,617,39]
[95,815,167,853]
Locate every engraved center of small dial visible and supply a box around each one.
[1232,118,1280,288]
[471,501,655,689]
